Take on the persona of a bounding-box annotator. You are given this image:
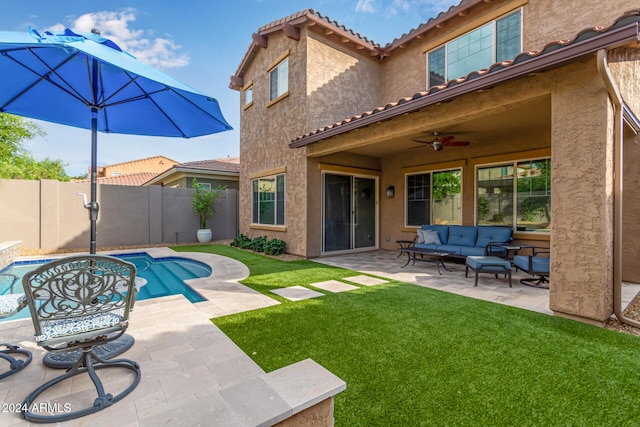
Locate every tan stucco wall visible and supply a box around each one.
[523,0,640,52]
[306,34,382,131]
[239,30,309,256]
[549,60,614,323]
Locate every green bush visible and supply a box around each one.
[264,238,286,256]
[230,234,252,249]
[250,235,268,253]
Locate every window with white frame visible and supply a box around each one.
[427,9,522,88]
[244,84,253,107]
[252,174,285,225]
[269,57,288,101]
[476,158,551,232]
[406,169,462,226]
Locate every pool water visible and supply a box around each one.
[0,253,211,322]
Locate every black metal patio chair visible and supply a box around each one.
[21,255,141,422]
[0,273,32,379]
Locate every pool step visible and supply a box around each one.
[138,265,172,298]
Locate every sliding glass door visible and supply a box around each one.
[323,173,377,253]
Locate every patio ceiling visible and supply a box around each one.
[310,95,551,159]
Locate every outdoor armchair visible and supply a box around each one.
[20,255,141,422]
[513,248,550,289]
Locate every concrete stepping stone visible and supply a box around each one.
[311,280,359,293]
[271,286,324,301]
[343,275,389,286]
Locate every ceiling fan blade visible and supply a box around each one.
[443,140,470,146]
[411,139,433,144]
[440,135,456,144]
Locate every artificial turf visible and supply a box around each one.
[173,245,640,426]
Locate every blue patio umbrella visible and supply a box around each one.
[0,28,232,253]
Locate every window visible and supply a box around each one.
[427,9,521,87]
[476,158,551,233]
[406,169,462,226]
[198,182,212,190]
[252,174,285,225]
[244,84,253,107]
[269,57,288,101]
[111,172,122,177]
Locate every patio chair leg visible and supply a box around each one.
[0,344,32,379]
[22,347,141,423]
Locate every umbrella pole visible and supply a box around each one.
[89,57,99,254]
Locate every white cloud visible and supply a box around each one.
[355,0,377,13]
[46,9,189,69]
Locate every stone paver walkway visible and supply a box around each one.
[312,280,359,293]
[271,285,324,301]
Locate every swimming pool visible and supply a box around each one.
[0,253,211,322]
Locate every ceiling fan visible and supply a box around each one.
[411,131,470,151]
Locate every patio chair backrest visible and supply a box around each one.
[21,255,137,343]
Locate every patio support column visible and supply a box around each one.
[549,62,615,325]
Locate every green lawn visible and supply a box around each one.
[173,245,640,426]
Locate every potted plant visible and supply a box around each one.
[191,178,226,243]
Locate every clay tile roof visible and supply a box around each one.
[290,9,640,148]
[231,9,381,89]
[177,158,240,173]
[73,172,159,186]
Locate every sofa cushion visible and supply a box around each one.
[414,243,440,251]
[416,229,426,244]
[460,246,487,257]
[423,230,441,245]
[476,226,513,248]
[447,226,478,247]
[421,225,449,245]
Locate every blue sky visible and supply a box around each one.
[1,0,458,176]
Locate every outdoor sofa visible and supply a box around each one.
[413,225,513,258]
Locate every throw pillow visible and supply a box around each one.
[416,229,426,244]
[423,229,441,245]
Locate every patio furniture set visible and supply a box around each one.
[1,255,141,423]
[398,224,550,288]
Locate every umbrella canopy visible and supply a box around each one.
[0,28,232,253]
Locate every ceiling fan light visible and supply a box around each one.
[431,140,444,151]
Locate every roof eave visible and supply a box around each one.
[290,22,640,148]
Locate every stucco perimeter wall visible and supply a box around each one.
[0,179,237,250]
[549,60,614,323]
[239,31,308,256]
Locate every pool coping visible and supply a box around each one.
[10,247,281,319]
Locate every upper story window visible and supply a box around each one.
[476,157,550,233]
[269,57,288,102]
[243,82,253,109]
[406,168,462,227]
[427,9,522,88]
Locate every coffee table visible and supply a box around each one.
[400,247,451,275]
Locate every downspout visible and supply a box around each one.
[596,49,640,328]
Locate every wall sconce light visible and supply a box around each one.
[386,185,395,198]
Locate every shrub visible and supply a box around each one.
[264,238,286,256]
[250,235,268,253]
[230,234,252,248]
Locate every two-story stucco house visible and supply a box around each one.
[230,0,640,326]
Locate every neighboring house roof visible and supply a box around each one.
[144,158,240,186]
[290,10,640,148]
[95,155,177,177]
[73,172,159,186]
